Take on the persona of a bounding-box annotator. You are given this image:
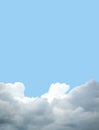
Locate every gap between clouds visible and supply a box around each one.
[0,80,99,130]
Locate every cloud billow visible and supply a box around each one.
[0,80,99,130]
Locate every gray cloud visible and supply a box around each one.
[0,80,99,130]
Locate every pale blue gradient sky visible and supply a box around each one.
[0,0,98,96]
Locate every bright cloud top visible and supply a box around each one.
[41,83,69,102]
[0,80,99,130]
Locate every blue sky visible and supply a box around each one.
[0,0,99,97]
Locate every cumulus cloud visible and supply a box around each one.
[0,80,99,130]
[41,83,69,102]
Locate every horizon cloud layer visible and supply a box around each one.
[0,80,99,130]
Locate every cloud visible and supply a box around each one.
[0,80,99,130]
[41,83,69,102]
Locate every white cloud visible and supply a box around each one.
[0,82,25,98]
[0,80,99,130]
[41,83,69,102]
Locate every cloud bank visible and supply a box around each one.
[0,80,99,130]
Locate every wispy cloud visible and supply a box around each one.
[0,80,99,130]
